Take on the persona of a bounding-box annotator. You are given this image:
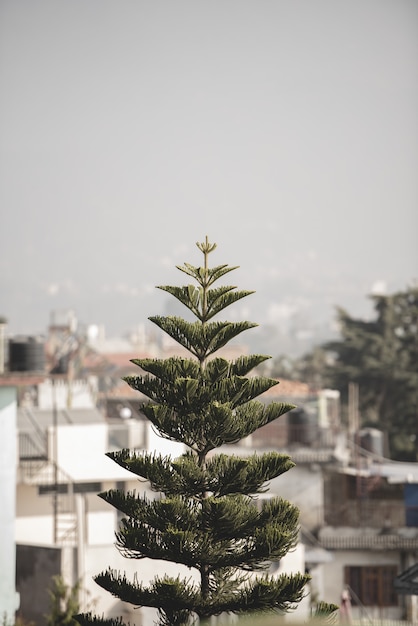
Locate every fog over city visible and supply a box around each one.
[1,1,417,354]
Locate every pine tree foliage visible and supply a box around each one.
[76,238,312,626]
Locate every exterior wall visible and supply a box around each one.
[108,418,146,450]
[321,549,402,620]
[17,483,51,516]
[16,502,117,548]
[146,422,185,457]
[38,377,97,409]
[308,562,327,609]
[269,463,324,530]
[16,514,54,546]
[49,422,143,482]
[86,509,117,545]
[15,478,137,546]
[317,389,340,428]
[0,385,20,620]
[55,422,109,475]
[276,543,311,622]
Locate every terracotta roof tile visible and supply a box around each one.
[262,379,311,397]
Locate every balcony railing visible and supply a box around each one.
[19,431,48,461]
[319,532,418,551]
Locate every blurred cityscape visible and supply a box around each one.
[0,308,417,625]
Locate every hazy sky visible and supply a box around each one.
[1,1,417,341]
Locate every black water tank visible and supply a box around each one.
[288,407,316,445]
[8,336,46,372]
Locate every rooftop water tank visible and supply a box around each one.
[288,407,317,446]
[8,336,46,372]
[359,427,385,458]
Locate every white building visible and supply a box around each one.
[0,381,20,621]
[16,398,188,625]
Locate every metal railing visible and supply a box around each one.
[19,431,48,461]
[18,452,78,546]
[19,407,48,459]
[319,533,418,551]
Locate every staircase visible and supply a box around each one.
[55,495,78,545]
[19,425,79,546]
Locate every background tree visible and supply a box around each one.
[269,354,296,380]
[270,347,329,391]
[322,286,418,461]
[76,238,329,626]
[46,576,81,626]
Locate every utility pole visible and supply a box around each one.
[52,376,58,544]
[348,382,359,436]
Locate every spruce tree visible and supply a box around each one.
[77,237,311,626]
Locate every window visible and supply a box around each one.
[345,566,398,607]
[404,484,418,526]
[39,482,102,495]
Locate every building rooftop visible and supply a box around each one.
[262,379,312,398]
[0,373,46,387]
[18,406,106,431]
[338,460,418,484]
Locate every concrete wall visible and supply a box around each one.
[269,463,324,530]
[146,421,185,457]
[321,549,402,620]
[276,543,311,622]
[38,378,97,409]
[0,385,20,620]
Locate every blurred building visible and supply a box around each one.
[2,312,418,624]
